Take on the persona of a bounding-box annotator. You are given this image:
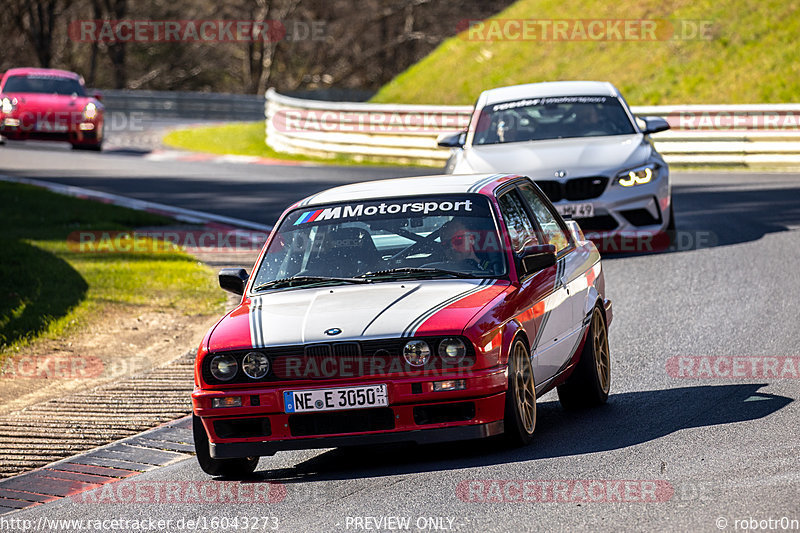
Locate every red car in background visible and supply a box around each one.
[192,173,613,478]
[0,68,104,150]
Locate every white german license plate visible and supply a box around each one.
[36,120,68,132]
[556,203,594,219]
[283,384,388,413]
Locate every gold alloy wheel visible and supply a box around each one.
[512,341,536,434]
[592,308,611,394]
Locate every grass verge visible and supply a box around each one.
[372,0,800,105]
[162,121,426,167]
[0,181,225,359]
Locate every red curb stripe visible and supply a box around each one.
[0,497,36,509]
[68,456,153,471]
[0,488,58,503]
[39,469,117,485]
[0,475,102,497]
[54,463,138,478]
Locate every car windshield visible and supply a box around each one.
[2,75,86,96]
[472,95,636,145]
[250,194,507,291]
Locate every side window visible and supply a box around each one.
[497,190,538,253]
[518,184,571,253]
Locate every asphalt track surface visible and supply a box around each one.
[1,140,799,532]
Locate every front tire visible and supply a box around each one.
[557,306,611,409]
[504,338,536,446]
[193,415,258,478]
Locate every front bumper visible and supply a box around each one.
[210,420,505,458]
[557,178,670,233]
[550,169,672,253]
[1,117,102,145]
[194,367,509,458]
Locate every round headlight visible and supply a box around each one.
[438,338,467,363]
[242,351,270,379]
[403,340,431,367]
[83,102,98,120]
[210,354,238,381]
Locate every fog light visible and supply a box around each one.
[3,118,20,127]
[432,379,466,392]
[79,123,95,130]
[212,396,242,408]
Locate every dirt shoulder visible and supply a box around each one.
[0,249,257,417]
[0,306,217,416]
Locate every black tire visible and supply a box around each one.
[193,415,258,478]
[557,306,611,409]
[503,338,536,446]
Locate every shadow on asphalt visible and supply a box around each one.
[246,383,791,482]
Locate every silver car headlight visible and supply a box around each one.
[616,164,658,187]
[209,354,238,381]
[403,340,431,366]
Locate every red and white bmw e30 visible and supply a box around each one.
[192,173,612,477]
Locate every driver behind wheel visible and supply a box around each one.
[436,218,494,273]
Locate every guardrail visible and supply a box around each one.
[265,89,800,168]
[100,90,264,121]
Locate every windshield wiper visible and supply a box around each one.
[252,275,370,292]
[358,267,474,280]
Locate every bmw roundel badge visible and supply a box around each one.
[324,328,342,336]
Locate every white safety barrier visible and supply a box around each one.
[265,89,800,168]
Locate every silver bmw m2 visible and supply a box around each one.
[439,81,673,251]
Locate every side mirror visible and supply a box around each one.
[565,220,585,242]
[638,116,670,135]
[91,90,103,102]
[437,131,466,148]
[520,243,556,275]
[219,268,248,295]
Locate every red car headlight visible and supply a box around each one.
[83,102,99,120]
[1,97,18,114]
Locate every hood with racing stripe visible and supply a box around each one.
[206,279,510,352]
